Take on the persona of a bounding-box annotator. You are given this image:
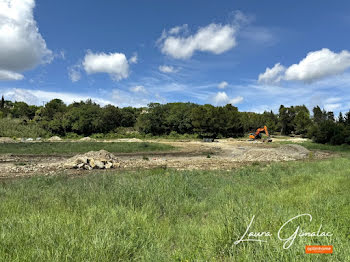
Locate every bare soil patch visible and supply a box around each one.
[0,139,332,178]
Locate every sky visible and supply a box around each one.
[1,0,350,114]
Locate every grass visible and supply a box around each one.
[0,157,349,261]
[0,142,174,155]
[279,141,350,154]
[0,118,49,138]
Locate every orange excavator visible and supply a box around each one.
[249,126,272,142]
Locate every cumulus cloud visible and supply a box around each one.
[218,81,228,89]
[259,49,350,84]
[0,0,52,81]
[2,88,112,106]
[82,51,130,81]
[159,23,237,59]
[284,49,350,82]
[258,63,285,84]
[130,85,146,93]
[213,91,243,106]
[159,65,178,73]
[0,70,24,81]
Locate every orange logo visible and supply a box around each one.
[305,245,333,254]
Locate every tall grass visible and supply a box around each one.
[0,158,349,261]
[0,118,49,138]
[0,142,174,155]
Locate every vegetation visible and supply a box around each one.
[280,141,350,154]
[0,118,49,138]
[2,96,350,145]
[0,157,349,261]
[0,142,174,155]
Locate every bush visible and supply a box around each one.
[64,132,83,140]
[330,134,345,145]
[0,118,50,138]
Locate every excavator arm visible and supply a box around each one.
[249,126,272,142]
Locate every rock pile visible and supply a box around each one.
[64,150,121,170]
[48,136,62,141]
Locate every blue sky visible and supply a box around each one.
[1,0,350,113]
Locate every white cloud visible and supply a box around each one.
[159,23,237,59]
[2,88,113,106]
[130,85,146,93]
[213,91,243,106]
[168,24,189,35]
[0,70,24,81]
[68,65,82,82]
[258,63,285,84]
[285,49,350,82]
[111,89,158,108]
[129,53,138,64]
[218,81,228,89]
[324,103,342,111]
[159,65,178,73]
[259,49,350,84]
[0,0,52,81]
[325,97,341,104]
[82,51,130,81]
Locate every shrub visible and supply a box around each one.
[0,118,50,138]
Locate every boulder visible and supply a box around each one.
[105,162,113,169]
[94,160,105,169]
[64,150,121,170]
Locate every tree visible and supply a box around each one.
[42,99,67,120]
[327,111,335,122]
[293,105,311,135]
[0,95,4,109]
[120,107,140,127]
[313,106,324,124]
[279,105,296,135]
[11,102,37,119]
[63,100,103,135]
[101,105,122,133]
[137,103,169,135]
[338,112,344,124]
[165,103,196,134]
[345,110,350,126]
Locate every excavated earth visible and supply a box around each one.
[0,138,333,179]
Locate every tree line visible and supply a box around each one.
[1,95,349,145]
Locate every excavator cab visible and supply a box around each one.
[249,126,272,142]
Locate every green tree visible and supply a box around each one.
[313,106,324,124]
[0,95,4,109]
[137,103,169,135]
[12,102,37,119]
[344,110,350,126]
[63,100,103,136]
[101,105,122,133]
[338,112,344,124]
[293,105,311,135]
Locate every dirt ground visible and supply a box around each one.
[0,138,332,179]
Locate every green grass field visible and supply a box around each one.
[0,152,349,261]
[0,142,174,155]
[279,141,350,154]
